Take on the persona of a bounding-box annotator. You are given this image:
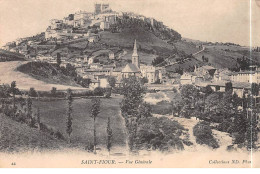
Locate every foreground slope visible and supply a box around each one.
[0,114,67,152]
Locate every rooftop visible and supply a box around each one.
[121,63,140,73]
[198,80,252,89]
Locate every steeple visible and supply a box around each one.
[132,39,140,68]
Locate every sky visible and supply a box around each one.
[0,0,259,47]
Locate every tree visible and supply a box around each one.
[203,92,223,122]
[10,81,19,117]
[66,89,73,143]
[180,84,199,111]
[120,76,146,117]
[51,87,57,97]
[93,87,104,96]
[91,97,101,154]
[251,83,259,107]
[140,77,148,85]
[104,88,112,98]
[138,102,152,119]
[65,64,77,77]
[193,121,219,149]
[36,93,41,130]
[152,56,164,66]
[82,78,91,88]
[108,76,116,88]
[172,87,178,93]
[201,85,213,96]
[171,95,184,117]
[106,117,112,155]
[242,92,247,110]
[251,83,259,96]
[246,111,258,150]
[232,92,241,111]
[28,87,37,97]
[57,53,61,66]
[232,112,247,144]
[225,82,233,92]
[218,91,235,120]
[0,84,11,98]
[26,96,33,127]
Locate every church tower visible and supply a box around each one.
[132,39,140,68]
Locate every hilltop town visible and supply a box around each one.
[1,3,260,93]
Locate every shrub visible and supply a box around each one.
[104,88,111,98]
[0,84,11,98]
[93,87,104,96]
[51,87,57,97]
[172,87,178,93]
[39,122,65,140]
[218,119,233,133]
[28,87,37,97]
[193,121,219,149]
[53,131,65,140]
[151,100,172,115]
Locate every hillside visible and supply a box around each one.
[0,49,25,62]
[3,10,259,72]
[0,61,86,91]
[183,39,260,70]
[100,28,175,57]
[0,114,67,152]
[16,62,82,88]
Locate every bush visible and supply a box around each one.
[40,122,65,140]
[193,121,219,149]
[104,88,111,98]
[51,87,57,97]
[218,119,233,133]
[0,84,11,98]
[28,87,37,97]
[151,100,172,115]
[172,87,178,93]
[93,87,105,96]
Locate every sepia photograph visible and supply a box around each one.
[0,0,260,168]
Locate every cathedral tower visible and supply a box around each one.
[132,40,140,68]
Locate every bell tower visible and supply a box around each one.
[132,39,140,68]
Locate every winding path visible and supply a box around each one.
[192,46,205,56]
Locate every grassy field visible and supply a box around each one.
[16,62,81,87]
[100,28,175,56]
[173,40,200,55]
[0,61,85,91]
[32,97,126,151]
[0,114,67,152]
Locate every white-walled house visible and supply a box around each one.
[140,65,159,84]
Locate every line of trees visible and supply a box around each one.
[0,81,113,154]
